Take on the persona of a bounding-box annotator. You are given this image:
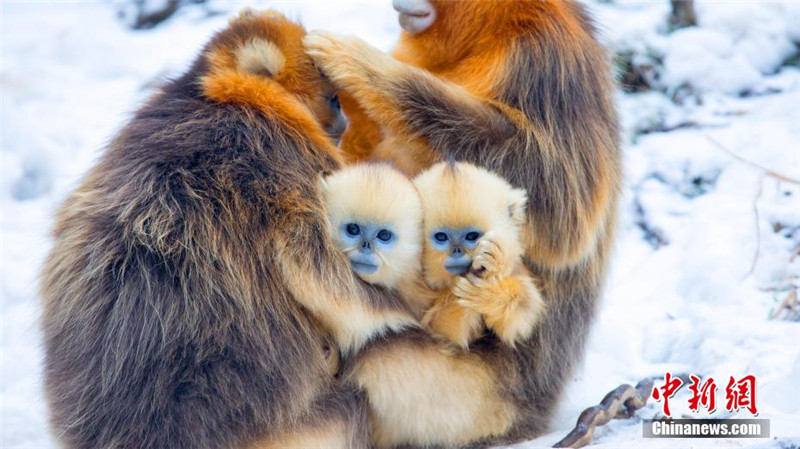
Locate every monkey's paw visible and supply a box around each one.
[453,274,503,315]
[303,31,396,91]
[470,232,507,278]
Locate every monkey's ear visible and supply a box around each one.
[236,38,286,77]
[232,7,257,23]
[508,188,528,224]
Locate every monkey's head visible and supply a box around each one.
[414,162,528,290]
[200,8,346,140]
[392,0,547,67]
[321,164,423,289]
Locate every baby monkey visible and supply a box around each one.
[322,162,544,348]
[414,161,545,348]
[321,164,432,317]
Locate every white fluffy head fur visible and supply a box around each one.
[321,164,423,288]
[236,38,286,77]
[413,161,528,288]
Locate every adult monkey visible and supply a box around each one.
[39,10,414,449]
[305,0,621,447]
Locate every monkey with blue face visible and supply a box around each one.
[321,164,436,318]
[414,161,546,348]
[323,161,544,350]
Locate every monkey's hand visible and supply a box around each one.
[470,231,519,279]
[454,270,545,347]
[304,31,401,95]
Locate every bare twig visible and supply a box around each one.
[707,136,800,185]
[771,289,799,321]
[707,135,799,276]
[746,174,765,276]
[790,244,800,263]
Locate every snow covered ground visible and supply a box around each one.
[1,1,798,447]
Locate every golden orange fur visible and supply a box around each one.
[414,162,544,348]
[39,10,414,449]
[305,1,621,445]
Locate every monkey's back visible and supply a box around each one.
[471,1,622,441]
[398,0,622,441]
[39,66,345,448]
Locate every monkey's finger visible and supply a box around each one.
[479,238,505,260]
[468,264,487,277]
[453,278,483,299]
[456,298,482,311]
[303,32,342,62]
[473,253,500,277]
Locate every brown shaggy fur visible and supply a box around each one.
[304,0,621,446]
[39,10,413,449]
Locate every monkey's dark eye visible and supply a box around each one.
[377,229,393,242]
[330,95,341,111]
[465,232,480,242]
[346,223,360,236]
[434,232,448,242]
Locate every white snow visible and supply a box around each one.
[2,1,798,448]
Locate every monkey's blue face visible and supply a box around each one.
[340,221,397,275]
[430,227,483,275]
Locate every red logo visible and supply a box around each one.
[687,375,717,413]
[651,373,758,417]
[725,375,758,416]
[651,372,684,417]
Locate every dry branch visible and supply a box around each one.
[771,289,799,321]
[746,174,765,276]
[707,136,800,185]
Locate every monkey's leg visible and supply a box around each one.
[275,209,416,354]
[421,291,483,349]
[248,385,370,449]
[346,329,516,449]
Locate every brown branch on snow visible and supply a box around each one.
[706,136,800,185]
[790,244,800,263]
[706,136,799,276]
[553,374,691,448]
[771,289,799,321]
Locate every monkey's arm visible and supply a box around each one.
[447,233,544,347]
[395,274,441,318]
[304,32,616,268]
[274,210,416,353]
[420,289,483,349]
[453,266,545,348]
[304,32,518,149]
[394,275,483,347]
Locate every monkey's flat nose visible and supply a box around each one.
[451,247,464,258]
